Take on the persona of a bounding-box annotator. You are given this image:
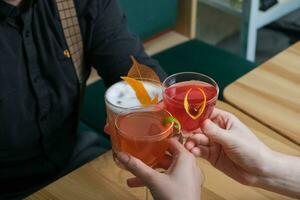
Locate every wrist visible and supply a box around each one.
[251,149,280,187]
[253,150,285,187]
[253,152,300,198]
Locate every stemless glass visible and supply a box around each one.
[104,79,162,136]
[112,106,175,200]
[112,106,174,168]
[104,80,163,200]
[162,72,219,134]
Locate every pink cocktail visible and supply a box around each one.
[163,72,219,133]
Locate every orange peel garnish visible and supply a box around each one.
[120,56,160,106]
[184,88,207,120]
[121,76,158,106]
[151,95,159,104]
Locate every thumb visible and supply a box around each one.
[202,119,232,145]
[116,152,159,184]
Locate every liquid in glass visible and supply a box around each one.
[113,109,173,167]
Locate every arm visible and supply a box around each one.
[185,108,300,198]
[89,0,166,87]
[255,152,300,198]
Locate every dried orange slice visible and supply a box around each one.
[120,56,161,106]
[128,56,161,84]
[184,88,207,120]
[121,76,157,106]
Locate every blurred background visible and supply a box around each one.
[116,0,300,64]
[197,0,300,63]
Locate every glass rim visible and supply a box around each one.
[104,79,162,111]
[114,105,174,140]
[162,72,219,105]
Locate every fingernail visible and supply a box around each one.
[117,152,130,164]
[185,141,193,149]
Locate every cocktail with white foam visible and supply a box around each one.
[104,80,162,137]
[105,81,162,112]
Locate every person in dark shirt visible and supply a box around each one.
[0,0,166,198]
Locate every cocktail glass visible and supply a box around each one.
[112,106,174,168]
[162,72,219,135]
[104,80,162,136]
[104,80,163,200]
[112,106,175,200]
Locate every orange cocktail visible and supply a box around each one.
[112,107,174,167]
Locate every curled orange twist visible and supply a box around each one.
[121,76,158,106]
[184,88,207,120]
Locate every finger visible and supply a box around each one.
[211,109,248,131]
[127,177,145,188]
[167,138,186,156]
[171,145,197,176]
[116,152,159,181]
[202,119,232,145]
[187,134,210,147]
[211,116,227,129]
[209,108,228,119]
[104,123,111,135]
[191,146,209,160]
[185,139,196,150]
[165,139,192,175]
[210,109,235,129]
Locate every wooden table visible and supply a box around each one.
[26,101,300,200]
[224,42,300,145]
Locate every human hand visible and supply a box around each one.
[185,108,274,186]
[104,119,112,135]
[116,138,203,200]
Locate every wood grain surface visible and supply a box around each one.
[27,101,300,200]
[224,42,300,145]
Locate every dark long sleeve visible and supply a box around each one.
[89,0,167,87]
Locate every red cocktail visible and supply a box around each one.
[163,72,219,133]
